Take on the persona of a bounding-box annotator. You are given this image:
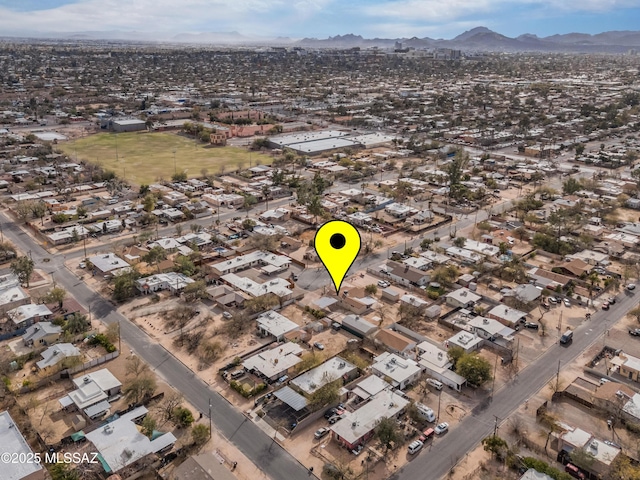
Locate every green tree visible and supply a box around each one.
[191,424,210,445]
[143,193,157,212]
[44,286,67,309]
[64,314,89,334]
[562,177,582,195]
[364,284,378,295]
[11,256,34,287]
[183,280,207,302]
[175,255,196,276]
[173,406,195,427]
[447,346,465,368]
[242,218,256,231]
[113,269,141,302]
[375,416,402,454]
[52,213,68,224]
[453,236,466,248]
[498,242,509,256]
[142,415,157,438]
[446,148,470,199]
[308,382,339,410]
[431,264,460,288]
[49,462,80,480]
[172,170,188,182]
[143,245,167,273]
[481,435,508,459]
[242,194,257,217]
[456,352,492,386]
[31,201,47,225]
[574,143,585,157]
[628,306,640,323]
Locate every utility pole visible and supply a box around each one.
[555,360,561,394]
[490,354,498,400]
[209,398,212,439]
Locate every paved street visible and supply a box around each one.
[0,212,314,480]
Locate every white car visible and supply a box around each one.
[377,280,390,288]
[434,422,449,435]
[563,298,571,307]
[627,284,636,291]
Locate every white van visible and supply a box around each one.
[427,378,443,390]
[407,440,424,455]
[415,403,436,422]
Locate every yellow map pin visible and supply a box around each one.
[315,220,362,295]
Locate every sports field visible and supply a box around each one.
[60,131,272,185]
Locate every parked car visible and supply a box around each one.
[313,342,325,350]
[222,311,232,319]
[563,298,571,307]
[377,280,390,288]
[602,302,610,310]
[324,408,338,419]
[328,413,346,424]
[407,440,424,455]
[548,296,558,304]
[418,428,435,442]
[434,422,449,435]
[351,444,364,455]
[629,329,640,337]
[627,283,636,291]
[314,427,330,439]
[524,322,539,330]
[608,297,616,304]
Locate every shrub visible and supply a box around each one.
[90,333,117,353]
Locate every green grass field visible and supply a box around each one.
[60,132,272,186]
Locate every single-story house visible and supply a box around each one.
[242,343,304,383]
[256,311,299,341]
[36,343,81,370]
[445,288,481,309]
[487,305,528,328]
[371,352,422,390]
[22,322,62,346]
[330,389,408,450]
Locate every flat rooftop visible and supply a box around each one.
[0,410,45,480]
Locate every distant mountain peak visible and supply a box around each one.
[453,26,494,42]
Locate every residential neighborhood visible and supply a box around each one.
[2,22,640,480]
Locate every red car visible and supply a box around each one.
[419,428,435,442]
[602,301,610,310]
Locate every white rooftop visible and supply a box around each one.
[242,343,303,378]
[256,311,299,338]
[371,352,422,385]
[291,356,357,395]
[330,390,408,445]
[0,411,44,480]
[86,406,176,473]
[211,250,291,274]
[223,273,292,298]
[72,368,122,393]
[88,253,130,273]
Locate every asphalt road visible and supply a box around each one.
[1,212,313,480]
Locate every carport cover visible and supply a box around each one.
[274,386,308,411]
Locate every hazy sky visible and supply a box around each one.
[0,0,639,39]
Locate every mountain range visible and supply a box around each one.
[4,27,640,53]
